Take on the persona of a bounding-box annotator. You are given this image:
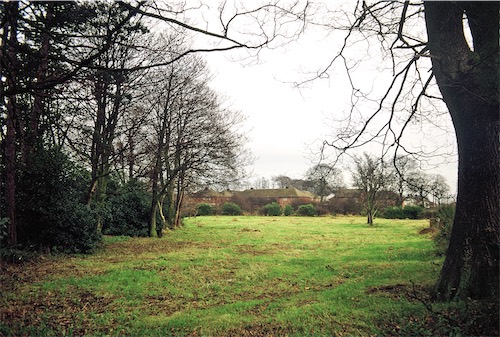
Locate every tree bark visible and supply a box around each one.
[87,73,106,205]
[149,71,175,237]
[149,202,158,238]
[367,212,373,226]
[424,1,499,300]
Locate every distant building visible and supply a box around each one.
[234,187,316,207]
[189,187,233,206]
[186,187,316,214]
[326,188,398,215]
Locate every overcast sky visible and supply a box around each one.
[198,4,458,193]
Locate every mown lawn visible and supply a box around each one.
[1,216,448,336]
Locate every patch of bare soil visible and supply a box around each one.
[365,283,429,300]
[233,243,293,256]
[0,283,115,336]
[241,228,261,233]
[418,227,438,235]
[223,323,294,337]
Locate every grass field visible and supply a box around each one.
[1,216,450,336]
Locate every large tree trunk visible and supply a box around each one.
[424,1,499,301]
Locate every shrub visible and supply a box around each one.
[283,205,294,216]
[433,204,455,256]
[383,206,405,219]
[16,147,101,253]
[221,202,242,216]
[297,204,316,216]
[328,197,363,215]
[262,202,282,216]
[197,203,214,216]
[382,205,424,219]
[50,203,102,253]
[0,246,38,264]
[315,204,331,216]
[403,205,424,219]
[103,179,151,237]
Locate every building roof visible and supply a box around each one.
[191,187,315,200]
[191,188,233,198]
[234,188,315,199]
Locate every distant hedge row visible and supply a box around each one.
[196,202,317,217]
[381,205,425,219]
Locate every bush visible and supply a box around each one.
[315,204,331,216]
[197,203,214,216]
[433,204,455,256]
[283,205,294,216]
[50,203,102,253]
[16,147,101,253]
[102,179,151,237]
[382,205,424,219]
[297,204,316,216]
[328,197,363,215]
[403,205,424,219]
[0,245,38,264]
[221,202,242,216]
[262,202,282,216]
[383,206,405,219]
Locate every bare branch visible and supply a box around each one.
[305,1,453,172]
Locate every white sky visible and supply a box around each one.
[204,52,458,193]
[205,48,333,180]
[193,2,459,193]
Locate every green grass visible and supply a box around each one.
[1,216,449,336]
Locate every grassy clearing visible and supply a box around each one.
[1,216,448,336]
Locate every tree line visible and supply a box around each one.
[0,2,252,252]
[256,154,451,224]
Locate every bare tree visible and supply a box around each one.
[305,163,344,202]
[407,171,431,208]
[391,155,418,207]
[51,3,157,237]
[146,52,249,235]
[254,177,271,189]
[429,174,450,206]
[351,153,393,225]
[273,175,294,189]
